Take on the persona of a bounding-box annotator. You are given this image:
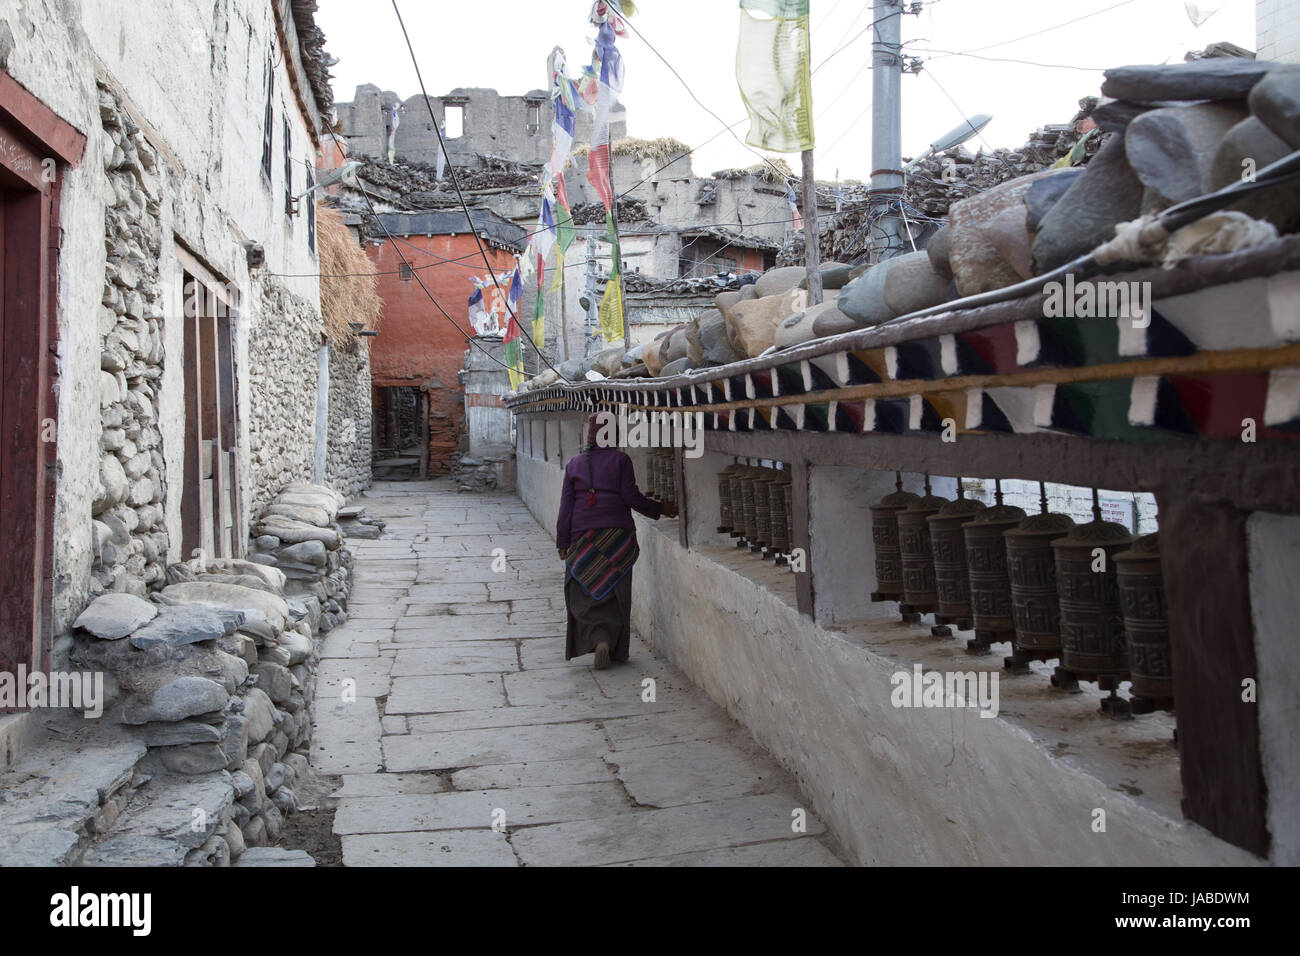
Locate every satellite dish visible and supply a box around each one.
[929,114,993,153]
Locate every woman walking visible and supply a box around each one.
[556,414,677,668]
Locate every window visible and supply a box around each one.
[527,103,541,135]
[399,261,413,281]
[444,104,464,139]
[283,115,292,217]
[261,59,274,183]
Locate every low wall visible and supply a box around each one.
[515,445,1257,867]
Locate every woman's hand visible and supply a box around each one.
[661,501,678,519]
[557,546,568,561]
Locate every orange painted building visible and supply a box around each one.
[365,210,524,474]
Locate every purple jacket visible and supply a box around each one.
[556,446,663,550]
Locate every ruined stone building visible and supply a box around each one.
[337,83,624,171]
[0,0,377,865]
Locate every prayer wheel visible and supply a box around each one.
[752,469,774,554]
[647,452,659,499]
[781,476,793,563]
[737,466,761,548]
[769,470,791,562]
[927,488,986,637]
[728,467,748,542]
[870,473,919,603]
[717,462,742,534]
[1004,487,1075,673]
[1052,494,1133,715]
[1115,533,1173,713]
[897,476,949,619]
[963,480,1026,655]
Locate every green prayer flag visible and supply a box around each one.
[736,0,814,153]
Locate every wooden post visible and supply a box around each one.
[1157,496,1269,856]
[790,456,814,617]
[801,150,823,307]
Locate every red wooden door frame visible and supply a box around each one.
[0,72,84,693]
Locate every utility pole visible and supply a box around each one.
[801,151,823,306]
[870,0,905,262]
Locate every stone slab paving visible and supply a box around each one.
[314,479,844,867]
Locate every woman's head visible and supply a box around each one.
[587,411,614,449]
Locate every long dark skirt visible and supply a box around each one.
[564,568,633,662]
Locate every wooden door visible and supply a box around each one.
[180,263,241,563]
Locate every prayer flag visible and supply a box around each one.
[736,0,815,153]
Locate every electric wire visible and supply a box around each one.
[616,11,797,190]
[390,0,559,375]
[945,0,1140,57]
[320,126,526,376]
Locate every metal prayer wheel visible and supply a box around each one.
[963,482,1026,655]
[781,476,793,562]
[1115,533,1173,713]
[752,469,774,553]
[737,466,761,547]
[897,479,950,618]
[717,462,742,534]
[769,470,791,561]
[646,451,660,499]
[1052,499,1133,714]
[870,473,919,603]
[1005,509,1075,671]
[927,491,986,636]
[657,450,676,506]
[728,467,748,541]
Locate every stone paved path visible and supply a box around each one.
[312,480,844,866]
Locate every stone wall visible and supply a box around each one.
[246,276,323,517]
[90,85,170,601]
[325,337,373,498]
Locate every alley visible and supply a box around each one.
[312,481,844,866]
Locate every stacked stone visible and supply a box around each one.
[325,339,373,499]
[91,84,169,599]
[246,278,321,516]
[68,549,325,863]
[248,482,354,634]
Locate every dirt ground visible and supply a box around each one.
[275,764,343,866]
[279,807,342,866]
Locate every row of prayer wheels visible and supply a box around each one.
[646,449,677,507]
[871,475,1172,718]
[716,461,793,563]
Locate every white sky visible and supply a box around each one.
[315,0,1258,182]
